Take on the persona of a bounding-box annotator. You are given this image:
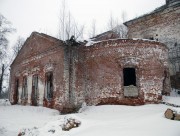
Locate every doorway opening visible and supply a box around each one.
[123,68,136,86]
[123,68,138,97]
[45,72,53,99]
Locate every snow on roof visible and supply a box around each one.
[132,38,157,42]
[85,39,100,46]
[85,37,161,47]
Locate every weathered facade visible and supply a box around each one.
[10,33,67,109]
[10,32,170,112]
[124,0,180,76]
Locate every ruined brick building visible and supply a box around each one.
[124,0,180,77]
[9,32,170,112]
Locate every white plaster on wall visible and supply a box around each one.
[18,86,22,104]
[38,79,44,105]
[27,75,32,104]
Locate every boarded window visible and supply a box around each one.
[22,76,28,98]
[45,72,53,99]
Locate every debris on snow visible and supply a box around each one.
[1,94,180,136]
[18,116,81,136]
[62,117,81,131]
[164,108,180,121]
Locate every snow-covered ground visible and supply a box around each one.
[0,95,180,136]
[0,104,59,136]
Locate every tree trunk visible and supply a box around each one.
[0,64,5,97]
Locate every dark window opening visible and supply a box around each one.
[45,72,53,99]
[15,79,19,95]
[123,68,136,86]
[22,76,28,98]
[14,79,19,103]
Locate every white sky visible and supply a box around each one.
[0,0,165,46]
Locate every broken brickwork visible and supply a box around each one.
[9,32,171,112]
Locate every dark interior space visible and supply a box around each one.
[123,68,136,86]
[45,72,53,99]
[14,79,19,103]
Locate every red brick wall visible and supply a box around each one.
[10,33,68,111]
[73,39,170,106]
[125,5,180,76]
[126,5,180,51]
[10,33,171,112]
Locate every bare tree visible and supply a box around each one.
[121,11,127,23]
[12,36,25,57]
[0,64,5,96]
[106,12,128,38]
[72,22,84,40]
[0,14,14,60]
[58,0,66,40]
[89,19,97,38]
[0,13,15,96]
[65,11,72,40]
[107,13,119,31]
[58,0,84,41]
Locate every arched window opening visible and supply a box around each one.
[45,72,53,99]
